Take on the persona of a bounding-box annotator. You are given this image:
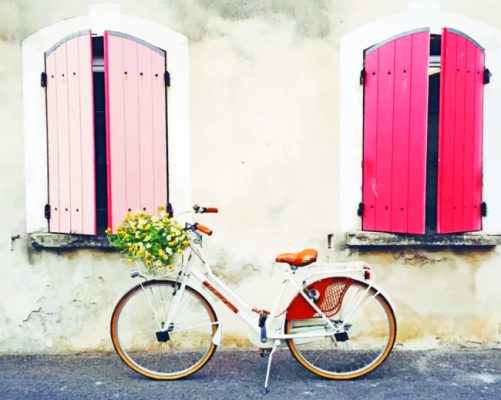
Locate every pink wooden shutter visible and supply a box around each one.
[362,29,430,234]
[45,31,96,235]
[104,31,168,232]
[437,28,485,234]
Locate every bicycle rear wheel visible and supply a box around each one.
[285,278,396,379]
[111,280,218,380]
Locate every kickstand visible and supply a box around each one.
[262,341,279,395]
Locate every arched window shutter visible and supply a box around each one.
[45,31,96,235]
[104,31,168,232]
[437,28,485,234]
[362,29,430,234]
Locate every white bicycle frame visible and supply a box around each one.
[159,234,396,350]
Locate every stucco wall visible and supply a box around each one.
[0,0,500,353]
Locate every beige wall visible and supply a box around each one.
[0,0,500,353]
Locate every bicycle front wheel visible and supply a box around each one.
[111,280,218,380]
[285,279,396,379]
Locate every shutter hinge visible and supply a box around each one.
[484,68,491,84]
[359,68,366,85]
[164,71,171,87]
[44,204,51,220]
[481,202,487,217]
[357,202,364,217]
[41,72,47,87]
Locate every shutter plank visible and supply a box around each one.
[137,43,155,214]
[361,46,379,231]
[122,39,142,216]
[78,34,97,235]
[105,33,127,230]
[66,37,84,233]
[407,32,429,234]
[374,40,395,232]
[390,35,412,233]
[46,52,60,232]
[55,43,71,233]
[473,45,485,231]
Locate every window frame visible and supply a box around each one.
[339,16,501,246]
[22,8,191,248]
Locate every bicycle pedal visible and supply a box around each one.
[156,330,170,343]
[258,348,271,358]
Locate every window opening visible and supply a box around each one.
[425,34,441,233]
[92,36,108,232]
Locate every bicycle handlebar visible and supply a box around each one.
[194,223,213,236]
[193,204,219,214]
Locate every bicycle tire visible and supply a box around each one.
[111,279,218,380]
[285,278,396,379]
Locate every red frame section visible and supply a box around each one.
[437,28,484,233]
[104,31,169,232]
[45,31,96,235]
[362,29,430,234]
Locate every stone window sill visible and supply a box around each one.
[30,233,114,250]
[346,231,501,247]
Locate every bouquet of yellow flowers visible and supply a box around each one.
[106,206,190,275]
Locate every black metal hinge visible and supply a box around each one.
[164,71,171,87]
[44,204,51,219]
[484,68,491,84]
[41,72,47,87]
[359,68,366,85]
[357,202,364,217]
[481,202,487,217]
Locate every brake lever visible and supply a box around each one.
[185,223,203,244]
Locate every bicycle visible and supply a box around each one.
[110,205,397,393]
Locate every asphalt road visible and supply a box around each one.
[0,349,500,399]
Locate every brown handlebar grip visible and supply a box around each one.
[204,207,218,213]
[195,223,213,236]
